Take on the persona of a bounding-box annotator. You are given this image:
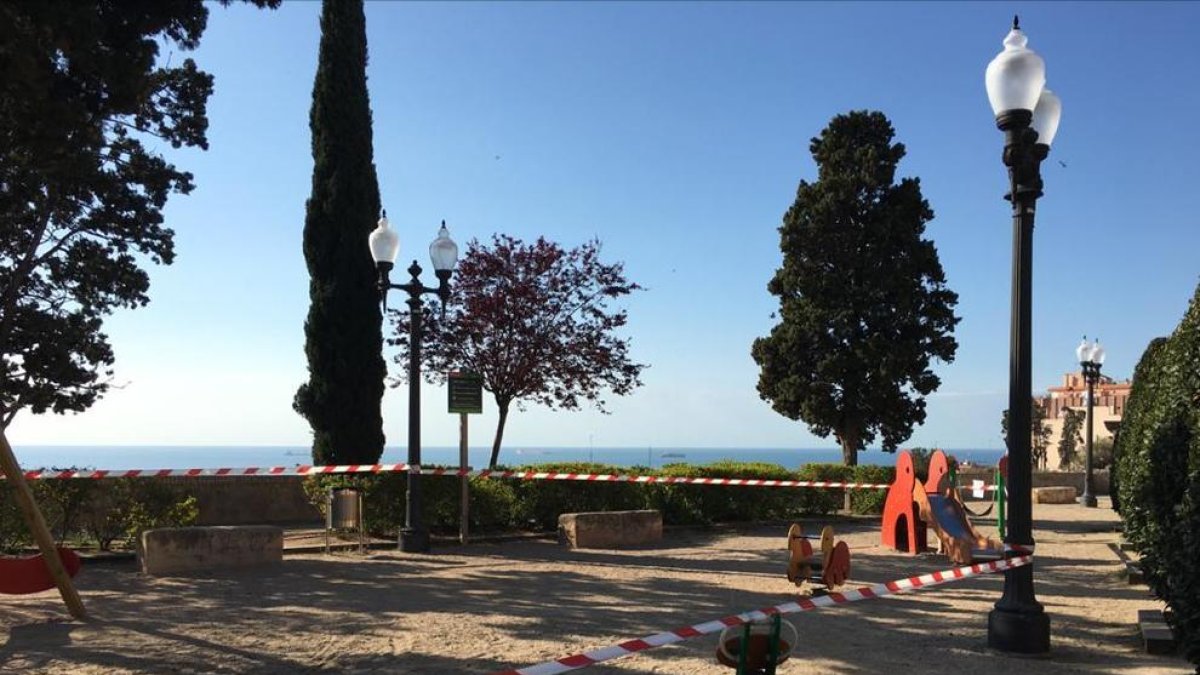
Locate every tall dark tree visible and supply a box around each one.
[392,235,645,469]
[751,111,959,466]
[294,0,384,465]
[0,0,277,428]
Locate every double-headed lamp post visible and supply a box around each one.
[985,16,1060,654]
[1076,337,1106,508]
[368,212,459,553]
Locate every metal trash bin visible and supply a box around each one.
[325,488,366,554]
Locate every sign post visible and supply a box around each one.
[448,372,483,544]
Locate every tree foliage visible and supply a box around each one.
[1115,284,1200,667]
[293,0,385,465]
[1001,399,1052,470]
[391,235,645,468]
[1057,408,1084,470]
[751,111,959,465]
[0,0,277,428]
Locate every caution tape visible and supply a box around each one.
[11,464,898,490]
[493,554,1033,675]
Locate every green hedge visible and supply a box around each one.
[1115,283,1200,668]
[0,475,198,553]
[303,460,897,537]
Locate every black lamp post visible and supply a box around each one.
[1076,337,1105,508]
[985,16,1059,654]
[369,212,459,553]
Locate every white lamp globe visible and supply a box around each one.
[985,18,1047,116]
[1090,341,1106,366]
[369,213,401,265]
[1031,88,1062,146]
[1076,338,1091,364]
[429,221,459,272]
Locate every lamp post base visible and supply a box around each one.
[988,606,1051,654]
[1081,494,1098,508]
[398,527,430,553]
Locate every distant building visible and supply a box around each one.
[1035,372,1131,471]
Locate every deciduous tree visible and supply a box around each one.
[0,0,277,428]
[392,235,645,469]
[293,0,385,465]
[751,111,959,465]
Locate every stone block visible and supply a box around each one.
[1137,609,1177,655]
[558,510,662,550]
[140,526,283,576]
[1032,486,1077,504]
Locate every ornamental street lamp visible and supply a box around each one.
[984,16,1058,654]
[1076,337,1106,508]
[369,212,459,553]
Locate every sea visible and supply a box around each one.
[10,445,1007,471]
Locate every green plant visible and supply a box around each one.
[512,463,648,531]
[1115,283,1200,668]
[32,470,98,542]
[1058,409,1085,469]
[294,0,385,466]
[0,483,32,553]
[82,479,199,550]
[1092,437,1115,470]
[850,465,894,514]
[751,110,959,465]
[794,464,854,515]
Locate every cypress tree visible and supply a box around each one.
[751,111,960,466]
[294,0,385,465]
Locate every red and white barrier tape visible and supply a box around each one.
[10,464,898,490]
[493,554,1033,675]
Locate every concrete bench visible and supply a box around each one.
[1137,609,1177,654]
[1032,486,1077,504]
[140,526,283,576]
[558,510,662,550]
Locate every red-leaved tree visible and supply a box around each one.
[390,235,645,468]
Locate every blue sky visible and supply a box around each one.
[10,1,1200,455]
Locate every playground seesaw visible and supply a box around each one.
[785,524,851,593]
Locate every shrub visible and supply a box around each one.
[1092,437,1115,470]
[646,461,808,525]
[1115,283,1200,668]
[82,479,199,550]
[0,483,32,553]
[33,471,99,542]
[795,464,854,515]
[850,464,894,514]
[303,469,518,536]
[303,474,406,537]
[511,463,648,531]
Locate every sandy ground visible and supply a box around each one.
[0,497,1188,674]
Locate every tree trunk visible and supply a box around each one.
[839,434,859,466]
[489,399,511,469]
[838,432,858,513]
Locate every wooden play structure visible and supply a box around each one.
[786,523,851,592]
[881,449,1003,565]
[715,614,797,674]
[0,430,86,617]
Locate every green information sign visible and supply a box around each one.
[447,372,483,414]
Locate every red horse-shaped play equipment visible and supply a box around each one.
[0,548,82,595]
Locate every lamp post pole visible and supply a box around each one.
[370,214,458,554]
[1077,338,1105,508]
[985,16,1058,655]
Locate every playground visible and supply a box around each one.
[0,497,1187,674]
